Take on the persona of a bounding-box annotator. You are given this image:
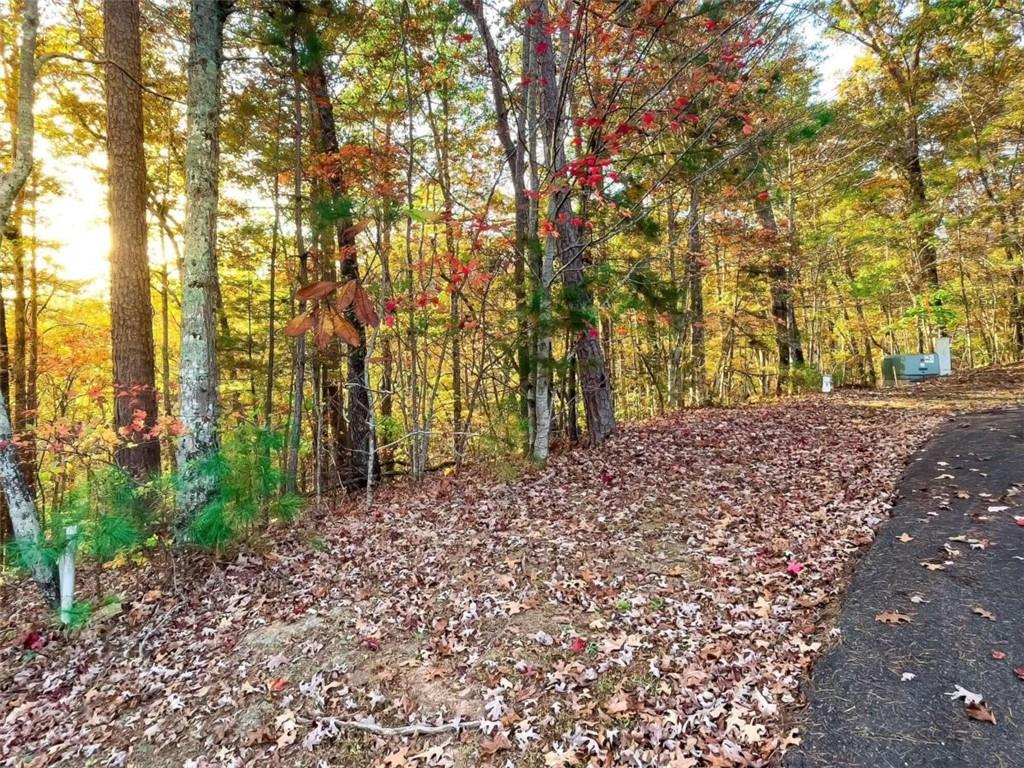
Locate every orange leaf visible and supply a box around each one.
[332,315,361,347]
[295,280,337,301]
[353,284,380,327]
[875,611,913,624]
[965,702,996,723]
[335,279,358,311]
[284,312,314,336]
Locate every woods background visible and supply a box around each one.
[1,0,1023,560]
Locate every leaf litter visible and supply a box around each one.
[0,398,975,767]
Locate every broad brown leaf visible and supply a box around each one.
[335,279,358,311]
[965,702,996,723]
[284,312,313,336]
[875,611,913,624]
[332,314,361,346]
[295,280,337,301]
[353,284,380,327]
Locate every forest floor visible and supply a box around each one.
[2,364,1023,768]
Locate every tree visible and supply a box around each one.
[104,0,160,477]
[0,0,58,606]
[176,0,231,528]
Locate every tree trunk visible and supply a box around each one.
[175,0,229,528]
[0,387,56,606]
[904,122,940,291]
[753,191,802,385]
[0,275,11,550]
[462,0,534,447]
[104,0,160,477]
[532,0,614,447]
[0,0,58,605]
[284,32,306,496]
[296,11,374,488]
[686,186,706,405]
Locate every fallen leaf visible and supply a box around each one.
[270,676,289,692]
[946,684,983,706]
[973,607,996,621]
[992,650,1007,660]
[480,731,513,755]
[897,532,913,543]
[875,611,913,624]
[965,702,996,724]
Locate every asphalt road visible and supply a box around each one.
[786,406,1024,768]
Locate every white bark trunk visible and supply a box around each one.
[0,389,57,605]
[0,0,58,606]
[176,0,229,528]
[532,240,554,464]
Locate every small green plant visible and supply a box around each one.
[181,424,303,549]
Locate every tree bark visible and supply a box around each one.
[176,0,230,528]
[0,274,11,550]
[532,0,614,447]
[284,31,306,496]
[0,387,56,606]
[294,3,374,488]
[686,186,706,405]
[0,0,58,605]
[104,0,160,477]
[904,122,940,291]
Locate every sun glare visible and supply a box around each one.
[35,133,111,294]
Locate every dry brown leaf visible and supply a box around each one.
[353,283,380,327]
[965,702,996,724]
[335,279,358,311]
[295,280,337,301]
[480,731,513,755]
[875,611,913,624]
[284,311,314,336]
[332,314,361,346]
[973,606,996,621]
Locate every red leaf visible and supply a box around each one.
[535,41,549,55]
[570,637,586,653]
[270,677,289,692]
[21,631,46,651]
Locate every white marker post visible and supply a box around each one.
[58,525,79,625]
[821,373,833,394]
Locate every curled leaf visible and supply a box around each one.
[284,312,314,337]
[332,314,361,347]
[335,279,358,311]
[295,280,337,301]
[353,284,380,327]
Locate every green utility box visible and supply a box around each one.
[882,337,952,386]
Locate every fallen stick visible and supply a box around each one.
[318,718,487,737]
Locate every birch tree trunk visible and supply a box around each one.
[176,0,230,528]
[104,0,160,477]
[0,0,58,605]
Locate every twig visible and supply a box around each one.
[322,718,486,737]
